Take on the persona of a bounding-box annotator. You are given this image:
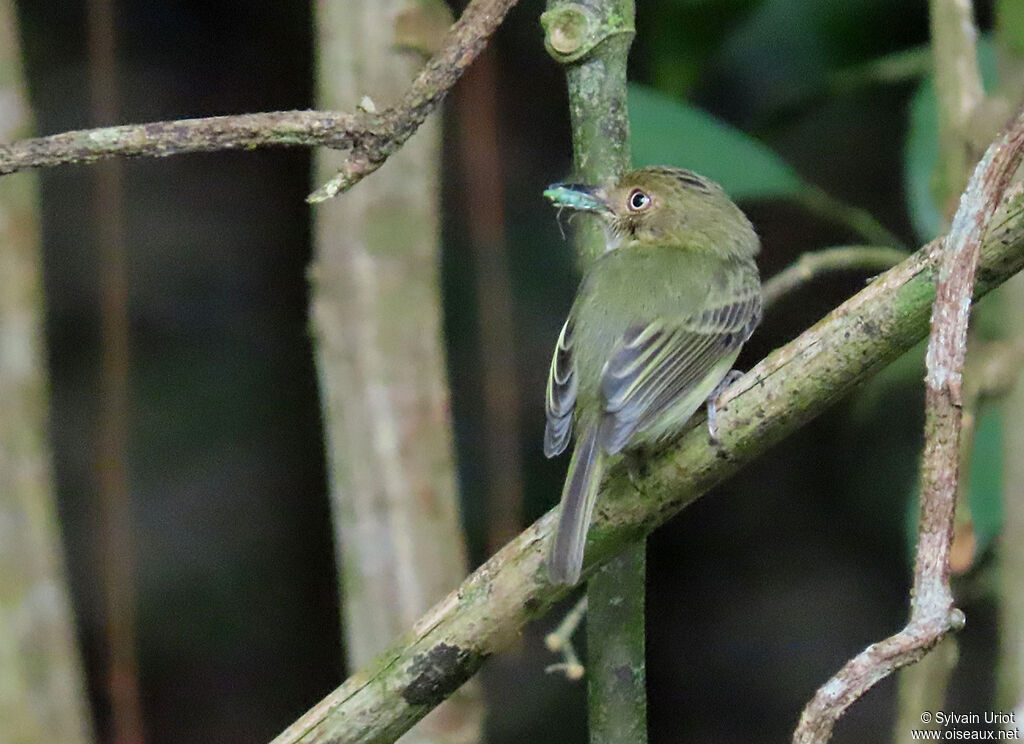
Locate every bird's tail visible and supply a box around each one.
[548,424,604,585]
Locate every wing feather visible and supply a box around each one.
[544,317,577,457]
[597,286,761,454]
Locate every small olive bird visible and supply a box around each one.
[543,166,762,585]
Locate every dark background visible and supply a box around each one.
[11,0,1007,742]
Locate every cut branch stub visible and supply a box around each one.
[540,1,634,63]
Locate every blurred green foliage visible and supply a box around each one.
[969,408,1005,555]
[904,37,1000,241]
[629,83,805,200]
[997,0,1024,54]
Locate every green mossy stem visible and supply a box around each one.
[545,1,646,742]
[540,3,634,64]
[545,0,635,267]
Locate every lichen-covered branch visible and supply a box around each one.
[586,547,647,744]
[889,0,989,731]
[268,126,1024,744]
[0,0,518,199]
[792,104,1024,744]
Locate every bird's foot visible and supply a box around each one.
[707,370,745,445]
[623,448,651,492]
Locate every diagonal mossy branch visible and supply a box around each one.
[268,151,1024,744]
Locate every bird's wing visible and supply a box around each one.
[544,316,578,457]
[598,284,761,454]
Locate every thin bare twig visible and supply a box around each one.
[762,245,908,310]
[893,1,994,732]
[544,596,587,680]
[0,0,518,200]
[795,187,907,250]
[792,103,1024,744]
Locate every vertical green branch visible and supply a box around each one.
[586,546,647,744]
[542,2,645,743]
[542,0,634,265]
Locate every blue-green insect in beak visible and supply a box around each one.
[543,182,610,214]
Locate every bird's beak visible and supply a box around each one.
[543,182,611,215]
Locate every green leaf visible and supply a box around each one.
[968,408,1004,556]
[628,83,805,201]
[902,407,1004,563]
[904,80,944,241]
[997,0,1024,56]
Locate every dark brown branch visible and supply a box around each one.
[792,103,1024,744]
[85,0,145,741]
[0,0,519,198]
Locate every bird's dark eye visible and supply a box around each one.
[628,189,651,212]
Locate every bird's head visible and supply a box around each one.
[544,166,757,256]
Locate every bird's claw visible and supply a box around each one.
[624,449,650,492]
[707,369,744,444]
